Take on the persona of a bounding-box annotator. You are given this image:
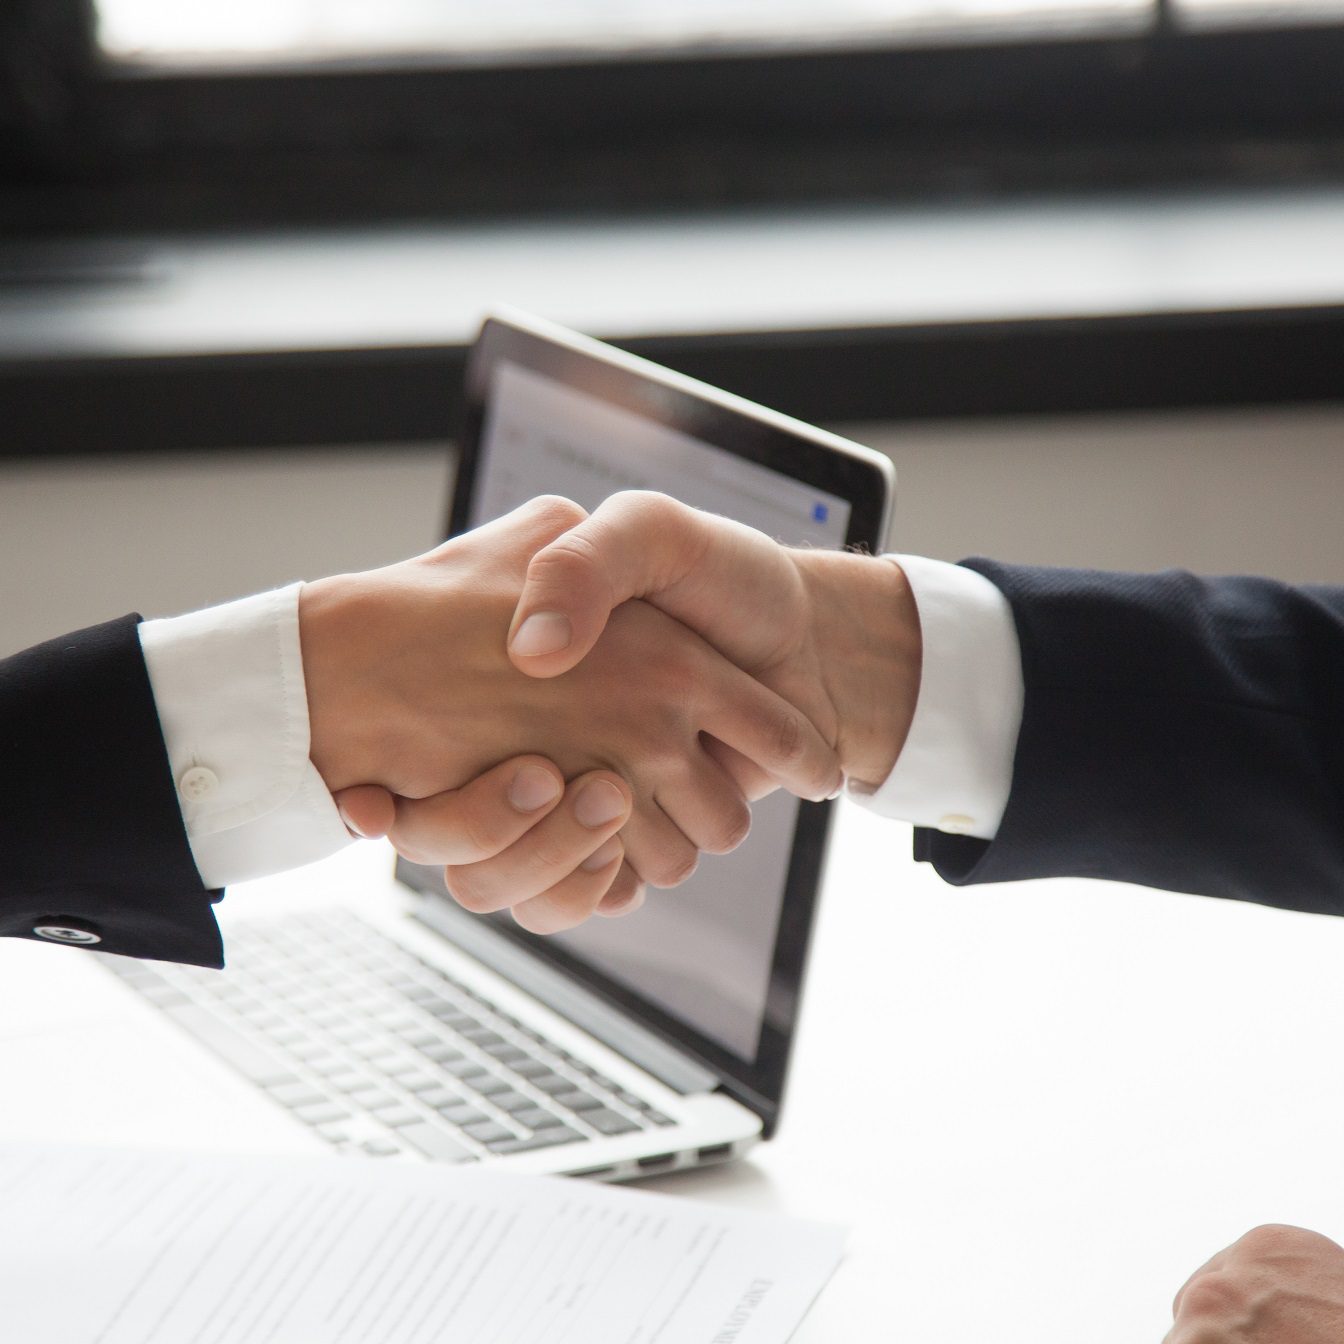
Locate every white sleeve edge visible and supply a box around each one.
[847,555,1023,840]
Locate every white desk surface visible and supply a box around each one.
[662,799,1344,1342]
[3,800,1344,1342]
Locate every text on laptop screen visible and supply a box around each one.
[467,360,851,1062]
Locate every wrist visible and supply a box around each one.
[300,572,405,794]
[793,550,921,791]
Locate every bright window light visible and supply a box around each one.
[96,0,1150,67]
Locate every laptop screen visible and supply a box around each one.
[405,312,893,1132]
[469,360,851,1063]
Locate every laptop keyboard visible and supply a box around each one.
[101,908,675,1163]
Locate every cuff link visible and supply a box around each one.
[33,919,103,946]
[179,765,220,803]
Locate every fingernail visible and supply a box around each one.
[581,836,623,872]
[508,763,562,813]
[575,779,628,828]
[337,802,370,839]
[510,611,572,658]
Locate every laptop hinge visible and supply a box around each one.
[412,897,719,1097]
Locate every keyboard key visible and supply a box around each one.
[513,1107,566,1131]
[488,1127,583,1154]
[455,1025,501,1042]
[159,1005,295,1086]
[417,1042,463,1064]
[441,1058,487,1081]
[439,1103,488,1127]
[361,1140,402,1157]
[471,1075,511,1097]
[267,1082,327,1109]
[348,1088,402,1112]
[585,1109,641,1137]
[551,1090,603,1113]
[381,1109,425,1128]
[400,1073,444,1094]
[511,1059,553,1079]
[396,1123,477,1163]
[462,1120,514,1145]
[305,1055,351,1078]
[329,1071,376,1093]
[480,1042,528,1064]
[530,1073,579,1096]
[490,1091,535,1115]
[293,1102,351,1126]
[396,1029,440,1049]
[416,1087,460,1110]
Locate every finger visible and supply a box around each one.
[386,756,564,867]
[620,801,702,890]
[508,491,725,678]
[511,837,628,935]
[652,750,752,857]
[1170,1247,1232,1319]
[596,861,646,917]
[701,663,842,802]
[702,736,785,802]
[333,784,397,839]
[445,772,633,916]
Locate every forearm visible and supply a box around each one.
[0,616,225,965]
[920,563,1344,916]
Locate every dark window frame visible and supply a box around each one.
[5,6,1344,232]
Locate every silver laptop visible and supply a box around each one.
[3,311,894,1181]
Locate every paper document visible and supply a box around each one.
[0,1144,843,1343]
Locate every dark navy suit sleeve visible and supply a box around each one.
[0,616,225,966]
[914,563,1344,917]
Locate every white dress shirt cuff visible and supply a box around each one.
[139,583,353,889]
[847,555,1024,841]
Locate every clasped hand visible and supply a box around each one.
[303,495,870,932]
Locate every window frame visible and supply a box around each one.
[6,9,1344,230]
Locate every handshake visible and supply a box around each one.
[307,492,921,934]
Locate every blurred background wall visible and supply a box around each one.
[4,0,1344,652]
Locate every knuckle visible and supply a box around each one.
[527,530,611,598]
[1177,1273,1244,1322]
[649,844,699,890]
[525,494,588,533]
[1238,1223,1311,1253]
[525,835,584,882]
[774,708,804,765]
[622,490,679,528]
[459,804,509,862]
[704,802,752,856]
[598,869,644,915]
[442,865,497,915]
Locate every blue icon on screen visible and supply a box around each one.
[812,502,829,523]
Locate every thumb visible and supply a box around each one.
[333,784,397,839]
[506,491,711,678]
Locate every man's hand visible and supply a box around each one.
[335,759,644,934]
[1165,1224,1344,1344]
[506,491,922,793]
[303,496,840,892]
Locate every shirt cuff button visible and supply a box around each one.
[33,921,102,946]
[179,766,220,803]
[938,813,977,835]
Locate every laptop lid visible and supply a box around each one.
[398,309,894,1136]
